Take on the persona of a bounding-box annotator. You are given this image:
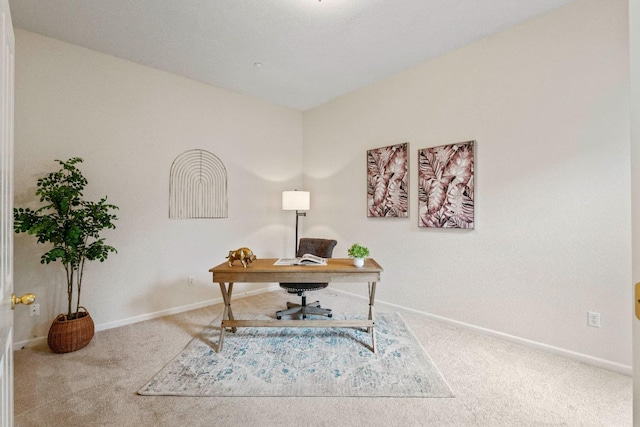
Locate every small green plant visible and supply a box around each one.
[347,243,370,259]
[14,158,119,320]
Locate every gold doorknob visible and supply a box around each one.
[11,293,36,310]
[636,283,640,320]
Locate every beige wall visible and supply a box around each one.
[303,0,631,370]
[12,0,632,373]
[12,30,304,343]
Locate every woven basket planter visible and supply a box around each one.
[47,306,95,354]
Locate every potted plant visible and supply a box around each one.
[14,158,119,353]
[347,243,370,268]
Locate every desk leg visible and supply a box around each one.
[368,282,377,353]
[218,282,236,352]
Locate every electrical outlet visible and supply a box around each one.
[188,277,195,286]
[29,303,40,317]
[587,311,601,328]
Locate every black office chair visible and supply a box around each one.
[276,238,337,320]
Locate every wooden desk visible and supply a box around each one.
[209,258,383,353]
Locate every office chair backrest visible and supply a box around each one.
[296,238,337,258]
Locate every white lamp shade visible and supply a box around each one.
[282,191,310,211]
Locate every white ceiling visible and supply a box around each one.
[9,0,576,111]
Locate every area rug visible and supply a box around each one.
[138,312,453,398]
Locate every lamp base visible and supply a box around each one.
[294,210,306,254]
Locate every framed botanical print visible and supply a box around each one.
[367,142,409,218]
[418,141,474,228]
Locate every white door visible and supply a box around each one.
[632,1,640,425]
[0,0,13,424]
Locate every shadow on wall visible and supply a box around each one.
[13,233,67,340]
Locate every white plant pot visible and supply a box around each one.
[353,257,365,268]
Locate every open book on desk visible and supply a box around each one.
[274,253,328,266]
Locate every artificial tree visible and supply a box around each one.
[14,157,119,320]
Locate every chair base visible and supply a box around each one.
[276,299,332,320]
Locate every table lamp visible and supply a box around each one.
[282,190,310,254]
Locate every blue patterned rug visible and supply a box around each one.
[138,312,453,397]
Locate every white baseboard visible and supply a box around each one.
[13,336,46,351]
[332,288,632,376]
[13,285,279,351]
[15,285,633,376]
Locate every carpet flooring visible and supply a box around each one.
[13,289,632,426]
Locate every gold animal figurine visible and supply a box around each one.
[227,247,257,268]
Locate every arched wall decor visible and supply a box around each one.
[169,149,228,219]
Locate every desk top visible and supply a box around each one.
[209,258,383,283]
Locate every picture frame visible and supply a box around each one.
[366,142,409,218]
[418,140,474,228]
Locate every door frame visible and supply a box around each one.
[630,0,639,424]
[0,0,14,424]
